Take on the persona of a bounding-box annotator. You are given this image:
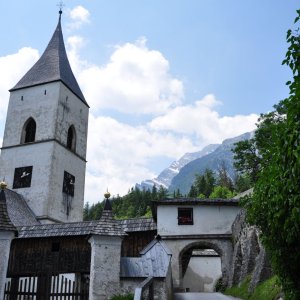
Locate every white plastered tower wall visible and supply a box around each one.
[0,12,89,223]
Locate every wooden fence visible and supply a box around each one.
[4,274,89,300]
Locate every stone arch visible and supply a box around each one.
[178,239,232,288]
[21,117,36,143]
[67,125,76,151]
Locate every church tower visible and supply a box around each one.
[0,11,89,223]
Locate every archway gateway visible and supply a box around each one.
[180,243,222,292]
[153,197,240,290]
[163,237,233,291]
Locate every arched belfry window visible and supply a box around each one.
[21,118,36,143]
[67,125,76,151]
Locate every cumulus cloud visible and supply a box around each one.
[77,38,184,115]
[149,94,258,146]
[67,6,90,29]
[0,47,39,120]
[0,35,258,204]
[85,94,258,203]
[85,114,198,203]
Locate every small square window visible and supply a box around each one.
[178,207,193,225]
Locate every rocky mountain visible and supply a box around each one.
[136,143,219,190]
[168,132,252,195]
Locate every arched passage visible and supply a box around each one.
[179,241,226,292]
[163,238,233,291]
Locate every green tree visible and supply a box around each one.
[188,184,198,197]
[157,185,168,200]
[83,202,90,220]
[240,11,300,299]
[209,186,234,199]
[233,173,252,193]
[233,139,261,184]
[217,161,234,191]
[194,169,216,197]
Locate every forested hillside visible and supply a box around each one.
[83,185,169,220]
[83,165,250,221]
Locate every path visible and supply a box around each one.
[174,292,242,300]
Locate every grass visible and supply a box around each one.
[224,275,282,300]
[110,294,134,300]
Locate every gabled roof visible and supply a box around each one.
[10,13,88,106]
[120,238,171,278]
[139,238,171,256]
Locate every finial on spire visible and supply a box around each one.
[57,1,65,15]
[0,180,7,190]
[104,188,111,199]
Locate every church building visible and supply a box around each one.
[0,10,166,300]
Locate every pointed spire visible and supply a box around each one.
[10,12,88,106]
[100,189,113,221]
[103,189,112,211]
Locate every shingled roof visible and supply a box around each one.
[18,218,127,238]
[120,239,171,278]
[5,189,39,227]
[10,12,87,105]
[17,216,157,239]
[0,189,17,232]
[119,218,157,232]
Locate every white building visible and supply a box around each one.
[153,198,241,291]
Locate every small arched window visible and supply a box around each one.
[21,118,36,143]
[67,125,76,151]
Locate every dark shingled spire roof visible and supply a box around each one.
[10,13,88,106]
[103,198,112,211]
[0,189,17,232]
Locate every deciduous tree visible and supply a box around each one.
[241,11,300,299]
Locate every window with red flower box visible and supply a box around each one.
[178,207,193,225]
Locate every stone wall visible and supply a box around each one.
[0,231,14,299]
[120,263,173,299]
[89,235,123,300]
[121,276,173,300]
[228,209,272,292]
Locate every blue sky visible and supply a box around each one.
[0,1,298,202]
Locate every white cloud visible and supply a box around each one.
[149,94,258,145]
[0,47,39,120]
[77,38,184,115]
[84,93,257,203]
[85,114,197,203]
[68,6,90,29]
[0,38,258,205]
